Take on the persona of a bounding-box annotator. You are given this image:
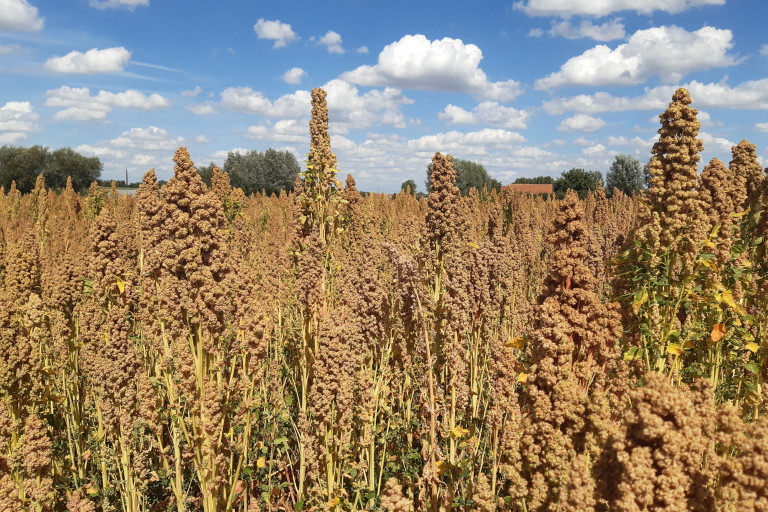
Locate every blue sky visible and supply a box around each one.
[1,0,766,192]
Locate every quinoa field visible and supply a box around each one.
[0,87,767,512]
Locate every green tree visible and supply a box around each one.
[224,148,300,196]
[553,168,603,199]
[44,147,102,191]
[606,154,644,196]
[0,145,48,193]
[400,179,417,194]
[425,157,501,195]
[197,162,216,187]
[514,176,554,185]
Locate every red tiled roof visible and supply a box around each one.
[502,184,554,194]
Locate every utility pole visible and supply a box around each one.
[125,168,128,185]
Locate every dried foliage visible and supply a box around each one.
[0,86,765,512]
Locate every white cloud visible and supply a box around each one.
[210,147,251,163]
[700,131,735,154]
[558,114,606,132]
[283,67,306,84]
[75,144,126,160]
[607,135,629,145]
[573,136,596,146]
[220,87,273,115]
[195,135,210,144]
[185,103,217,115]
[44,47,132,74]
[756,122,768,132]
[341,34,523,101]
[439,101,530,129]
[89,0,148,10]
[0,101,39,142]
[357,46,369,54]
[761,44,768,57]
[549,19,625,41]
[246,119,306,143]
[110,126,182,151]
[582,144,606,155]
[253,18,298,48]
[221,81,412,133]
[544,79,768,115]
[319,30,344,54]
[407,128,526,157]
[0,132,28,144]
[0,44,24,54]
[181,86,202,97]
[0,0,43,31]
[527,28,544,37]
[46,86,169,122]
[536,26,736,89]
[514,0,724,17]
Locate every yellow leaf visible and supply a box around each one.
[721,290,746,315]
[467,242,479,249]
[731,208,750,218]
[257,456,266,468]
[505,336,525,350]
[326,497,340,508]
[745,342,759,353]
[710,323,727,343]
[435,460,447,475]
[452,426,469,438]
[667,344,683,356]
[116,277,125,294]
[517,372,528,383]
[632,290,648,314]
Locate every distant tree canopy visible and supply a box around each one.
[400,179,418,194]
[426,157,501,196]
[197,162,216,187]
[607,154,644,196]
[514,176,555,185]
[553,168,603,199]
[223,148,300,196]
[0,145,102,193]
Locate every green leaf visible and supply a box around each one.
[745,361,761,375]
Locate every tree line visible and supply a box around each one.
[0,145,102,193]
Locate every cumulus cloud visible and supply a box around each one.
[514,0,724,17]
[0,101,40,142]
[761,44,768,57]
[246,119,306,143]
[757,122,768,132]
[558,114,606,132]
[45,47,132,74]
[407,128,526,157]
[253,18,298,48]
[582,143,606,155]
[283,67,306,84]
[221,80,412,133]
[319,30,344,54]
[536,26,736,89]
[700,131,735,154]
[0,0,43,31]
[195,135,210,144]
[78,126,186,181]
[181,86,202,97]
[185,103,218,115]
[357,46,369,54]
[46,85,169,122]
[89,0,148,10]
[543,78,768,115]
[341,34,523,101]
[439,101,530,129]
[0,44,24,54]
[549,19,625,41]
